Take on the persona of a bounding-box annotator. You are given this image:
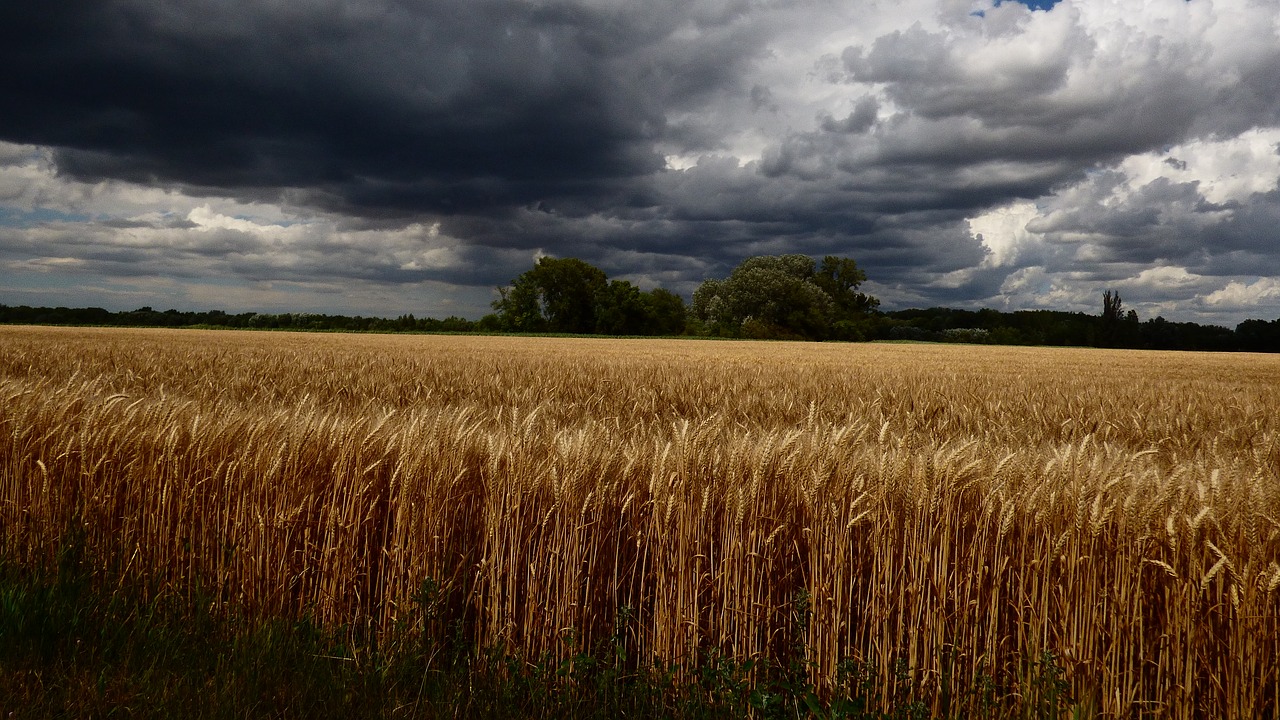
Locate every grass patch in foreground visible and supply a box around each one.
[0,560,1082,719]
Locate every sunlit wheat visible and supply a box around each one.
[1,326,1277,716]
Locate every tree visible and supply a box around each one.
[1100,290,1138,348]
[815,255,879,340]
[639,288,687,336]
[594,282,690,336]
[815,256,878,316]
[1102,290,1123,324]
[493,257,608,333]
[493,257,687,336]
[594,280,648,335]
[691,254,878,340]
[1237,318,1280,353]
[726,256,831,339]
[691,279,729,333]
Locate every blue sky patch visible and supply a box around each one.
[0,206,93,227]
[996,0,1061,10]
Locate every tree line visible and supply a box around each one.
[486,253,879,340]
[6,255,1280,352]
[0,305,477,333]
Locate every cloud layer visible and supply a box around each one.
[4,0,1280,325]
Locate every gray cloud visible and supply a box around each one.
[819,97,879,135]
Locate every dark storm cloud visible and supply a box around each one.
[0,0,770,214]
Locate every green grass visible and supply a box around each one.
[0,557,1081,720]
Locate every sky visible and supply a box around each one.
[3,0,1280,326]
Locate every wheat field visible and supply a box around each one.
[1,326,1277,716]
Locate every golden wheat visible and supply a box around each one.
[1,326,1277,716]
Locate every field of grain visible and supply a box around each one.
[1,326,1277,716]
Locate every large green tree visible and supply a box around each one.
[815,256,879,316]
[493,257,607,333]
[493,257,687,336]
[691,254,877,340]
[639,287,688,336]
[594,281,687,335]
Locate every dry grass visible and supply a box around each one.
[2,326,1278,716]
